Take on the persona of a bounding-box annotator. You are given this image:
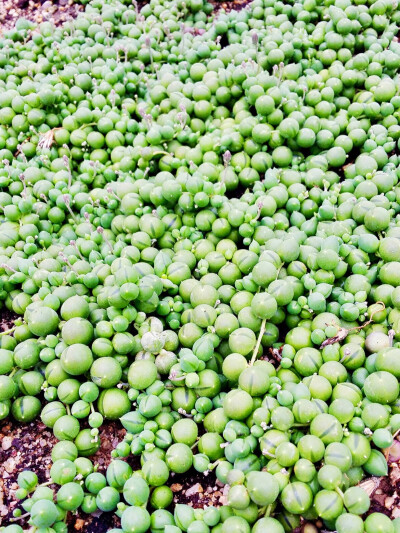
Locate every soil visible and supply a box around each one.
[0,0,83,35]
[0,416,222,531]
[0,0,252,37]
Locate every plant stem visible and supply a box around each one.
[250,318,266,366]
[258,506,266,517]
[11,512,30,522]
[191,438,199,450]
[0,326,16,336]
[207,459,221,471]
[336,487,345,500]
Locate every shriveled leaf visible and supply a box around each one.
[320,327,348,348]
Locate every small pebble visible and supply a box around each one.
[1,436,12,451]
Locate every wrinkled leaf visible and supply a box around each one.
[320,327,349,348]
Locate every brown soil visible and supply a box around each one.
[0,0,83,35]
[0,417,222,531]
[212,0,253,11]
[0,418,123,531]
[0,308,19,334]
[0,0,252,38]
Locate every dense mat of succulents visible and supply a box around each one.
[2,0,400,531]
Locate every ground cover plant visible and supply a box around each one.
[1,0,400,530]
